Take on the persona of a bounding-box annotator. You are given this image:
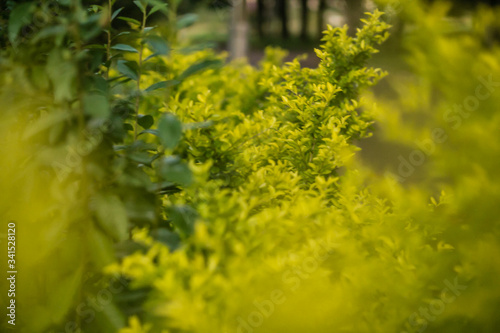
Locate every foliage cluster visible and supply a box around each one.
[1,1,500,333]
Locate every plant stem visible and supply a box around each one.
[105,0,112,80]
[168,0,178,44]
[134,9,147,141]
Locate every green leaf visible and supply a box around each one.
[85,44,107,49]
[97,302,126,332]
[178,42,216,54]
[179,59,222,80]
[160,156,193,186]
[111,43,139,53]
[22,111,71,140]
[94,193,129,242]
[83,93,110,119]
[46,49,77,102]
[176,13,198,30]
[8,2,34,44]
[138,114,154,129]
[158,113,182,149]
[183,120,213,130]
[166,205,198,236]
[145,35,169,55]
[153,228,181,251]
[138,129,159,137]
[111,7,124,20]
[118,16,141,26]
[47,265,83,323]
[80,13,104,41]
[88,224,115,268]
[116,60,139,81]
[123,123,134,132]
[143,26,156,33]
[149,3,168,16]
[128,151,154,164]
[146,0,169,15]
[133,0,146,13]
[144,80,180,93]
[112,31,131,39]
[31,25,66,44]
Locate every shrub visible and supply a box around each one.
[2,1,500,333]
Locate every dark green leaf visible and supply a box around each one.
[138,114,154,129]
[176,13,198,30]
[144,80,180,93]
[133,1,146,13]
[124,123,134,132]
[143,26,156,33]
[145,35,169,55]
[85,44,107,49]
[148,181,177,193]
[90,76,109,95]
[22,112,71,140]
[118,16,141,26]
[116,60,139,81]
[97,303,126,331]
[138,129,158,137]
[158,113,182,149]
[111,44,139,53]
[128,140,157,152]
[31,25,66,44]
[179,59,222,80]
[113,145,127,151]
[111,7,124,20]
[94,193,129,242]
[83,93,110,119]
[128,151,154,164]
[146,0,169,15]
[8,2,34,44]
[46,49,77,102]
[112,31,131,39]
[80,13,103,41]
[153,228,181,251]
[159,156,193,186]
[88,225,115,268]
[166,205,198,236]
[144,53,158,62]
[149,3,168,16]
[48,266,83,323]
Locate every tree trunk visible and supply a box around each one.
[257,0,265,38]
[300,0,309,40]
[277,0,289,39]
[229,0,248,60]
[317,0,327,38]
[345,0,364,36]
